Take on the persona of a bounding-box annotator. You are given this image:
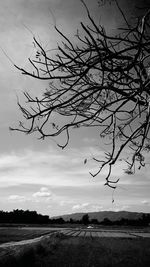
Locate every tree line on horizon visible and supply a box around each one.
[0,209,150,226]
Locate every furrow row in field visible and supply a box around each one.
[60,229,150,238]
[128,232,150,238]
[60,229,75,236]
[90,231,98,238]
[78,231,86,237]
[70,231,81,237]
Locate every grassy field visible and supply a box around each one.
[0,232,150,267]
[0,228,55,244]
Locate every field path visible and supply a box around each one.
[0,232,56,248]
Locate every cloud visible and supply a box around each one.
[72,203,89,210]
[33,191,51,198]
[0,146,106,188]
[7,187,54,206]
[33,187,52,199]
[72,203,103,212]
[8,195,27,202]
[0,142,150,215]
[0,145,150,198]
[141,200,150,205]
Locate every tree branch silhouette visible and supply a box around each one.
[11,1,150,188]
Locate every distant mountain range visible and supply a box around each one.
[53,211,149,222]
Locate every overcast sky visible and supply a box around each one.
[0,0,150,217]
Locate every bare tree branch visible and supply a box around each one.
[11,1,150,188]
